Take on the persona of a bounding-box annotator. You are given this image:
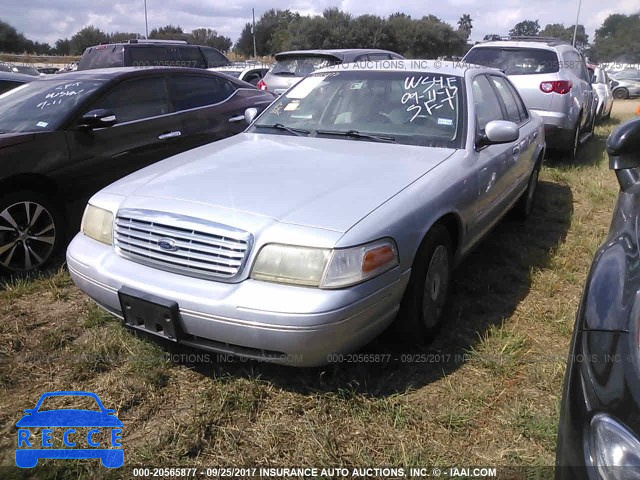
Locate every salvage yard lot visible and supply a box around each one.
[0,101,638,478]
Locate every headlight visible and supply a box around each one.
[590,413,640,479]
[81,204,114,245]
[251,239,399,288]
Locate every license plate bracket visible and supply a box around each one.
[118,287,182,341]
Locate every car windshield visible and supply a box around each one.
[465,47,559,75]
[271,56,341,77]
[219,70,242,78]
[0,78,105,133]
[252,70,464,148]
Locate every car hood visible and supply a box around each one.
[105,133,457,233]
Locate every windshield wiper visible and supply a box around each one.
[315,129,396,143]
[254,123,310,137]
[272,71,296,76]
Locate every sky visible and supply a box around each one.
[3,0,640,47]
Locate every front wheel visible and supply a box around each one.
[513,163,540,220]
[397,224,452,340]
[0,191,63,275]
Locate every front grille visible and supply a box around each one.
[114,209,252,281]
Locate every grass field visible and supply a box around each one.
[1,101,639,479]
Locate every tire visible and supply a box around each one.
[566,116,582,161]
[613,88,629,100]
[513,162,540,220]
[397,224,452,340]
[0,191,63,275]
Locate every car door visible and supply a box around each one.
[63,74,183,201]
[166,73,251,151]
[569,52,594,130]
[469,74,519,239]
[488,74,538,184]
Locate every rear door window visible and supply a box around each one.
[0,80,26,95]
[465,47,559,75]
[201,47,230,68]
[167,74,236,111]
[88,76,170,124]
[178,47,206,68]
[128,46,179,66]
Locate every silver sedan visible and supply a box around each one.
[67,61,545,366]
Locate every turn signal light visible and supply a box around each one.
[363,245,396,273]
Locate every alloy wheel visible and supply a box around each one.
[0,201,56,272]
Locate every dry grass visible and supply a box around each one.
[1,100,639,479]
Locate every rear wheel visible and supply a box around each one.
[513,162,540,220]
[567,116,582,161]
[0,191,63,275]
[397,224,452,340]
[613,88,629,100]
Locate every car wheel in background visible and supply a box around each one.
[0,191,63,275]
[613,88,629,100]
[513,161,540,220]
[397,224,452,340]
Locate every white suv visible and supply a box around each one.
[464,37,597,159]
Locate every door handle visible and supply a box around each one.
[228,115,245,123]
[158,131,181,140]
[512,146,520,156]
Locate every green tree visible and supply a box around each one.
[70,25,108,54]
[191,28,232,51]
[457,14,473,40]
[509,19,540,37]
[54,38,71,55]
[483,33,502,41]
[109,32,142,43]
[149,25,189,41]
[590,14,640,62]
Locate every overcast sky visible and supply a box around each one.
[4,0,640,47]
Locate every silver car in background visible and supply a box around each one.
[258,49,404,95]
[610,69,640,99]
[464,37,595,159]
[587,64,614,120]
[67,62,545,366]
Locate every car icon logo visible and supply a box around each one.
[157,238,178,252]
[15,391,123,469]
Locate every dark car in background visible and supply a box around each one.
[0,71,33,94]
[10,65,41,76]
[0,67,274,274]
[78,39,230,71]
[257,49,404,94]
[556,117,640,479]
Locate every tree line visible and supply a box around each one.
[0,10,638,63]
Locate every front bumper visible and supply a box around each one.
[67,234,410,367]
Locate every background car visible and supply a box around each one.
[0,71,33,94]
[588,64,614,120]
[67,62,544,367]
[609,69,640,99]
[78,39,230,71]
[257,49,404,94]
[555,116,640,479]
[0,67,274,274]
[209,63,269,86]
[10,65,41,76]
[464,37,596,159]
[37,67,60,75]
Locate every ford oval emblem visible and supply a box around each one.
[157,238,178,252]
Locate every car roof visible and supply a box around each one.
[470,40,571,52]
[29,67,229,82]
[0,71,34,82]
[314,59,495,77]
[275,49,400,60]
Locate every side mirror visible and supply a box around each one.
[607,117,640,190]
[477,120,519,148]
[78,109,117,129]
[244,107,258,124]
